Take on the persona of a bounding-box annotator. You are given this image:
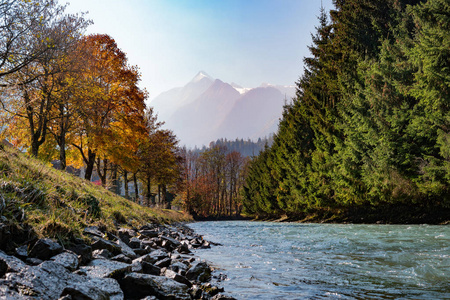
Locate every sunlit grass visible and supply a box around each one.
[0,146,192,243]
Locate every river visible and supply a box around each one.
[189,221,449,299]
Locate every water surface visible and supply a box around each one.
[189,221,449,299]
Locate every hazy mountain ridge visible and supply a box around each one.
[150,71,295,148]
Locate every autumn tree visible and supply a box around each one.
[0,0,73,79]
[70,34,141,181]
[1,1,89,157]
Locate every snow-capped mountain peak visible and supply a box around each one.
[151,71,296,148]
[191,71,214,83]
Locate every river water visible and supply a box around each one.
[189,221,449,299]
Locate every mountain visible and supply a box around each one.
[216,86,285,141]
[150,72,295,148]
[150,71,214,122]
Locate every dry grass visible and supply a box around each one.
[0,146,192,242]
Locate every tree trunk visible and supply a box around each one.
[123,170,129,199]
[161,184,167,208]
[84,150,96,181]
[133,172,139,204]
[96,158,108,187]
[58,137,66,171]
[110,164,120,194]
[146,175,152,206]
[157,184,161,206]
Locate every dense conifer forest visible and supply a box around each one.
[242,0,450,223]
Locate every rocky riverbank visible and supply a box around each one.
[0,222,235,300]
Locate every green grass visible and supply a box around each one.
[0,146,192,243]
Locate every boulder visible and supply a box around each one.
[148,249,169,261]
[128,237,142,248]
[51,251,79,271]
[177,243,191,254]
[83,226,104,238]
[186,261,211,282]
[91,238,122,256]
[133,248,149,256]
[25,257,43,266]
[116,239,137,259]
[141,261,161,276]
[160,236,181,251]
[164,269,192,287]
[28,238,63,260]
[92,249,112,259]
[80,258,131,279]
[60,276,123,300]
[117,228,137,245]
[169,261,188,275]
[154,257,171,268]
[120,273,190,300]
[139,230,159,238]
[15,245,28,260]
[0,258,123,300]
[132,254,157,265]
[68,243,92,265]
[0,250,27,273]
[111,254,132,264]
[211,294,237,300]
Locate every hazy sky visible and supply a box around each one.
[65,0,334,101]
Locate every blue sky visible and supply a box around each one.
[65,0,334,100]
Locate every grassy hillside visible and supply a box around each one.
[0,145,191,244]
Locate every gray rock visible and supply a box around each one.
[15,245,28,260]
[128,237,142,248]
[148,249,169,261]
[169,261,188,275]
[154,257,171,268]
[0,258,123,300]
[68,243,92,265]
[92,249,112,259]
[186,261,211,282]
[28,238,63,260]
[80,258,131,279]
[111,254,132,264]
[91,238,122,255]
[117,228,137,245]
[133,248,148,256]
[140,239,156,249]
[83,226,104,238]
[201,241,211,249]
[0,257,7,277]
[0,284,31,299]
[139,230,158,238]
[131,261,143,273]
[141,261,161,276]
[116,238,137,259]
[51,251,79,271]
[177,243,191,254]
[164,269,192,287]
[211,294,237,300]
[25,257,43,266]
[139,224,157,231]
[60,276,123,300]
[120,273,190,300]
[0,250,27,273]
[132,254,157,265]
[161,235,181,247]
[190,284,203,299]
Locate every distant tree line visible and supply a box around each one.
[243,0,450,221]
[178,145,251,217]
[193,136,274,158]
[0,0,180,206]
